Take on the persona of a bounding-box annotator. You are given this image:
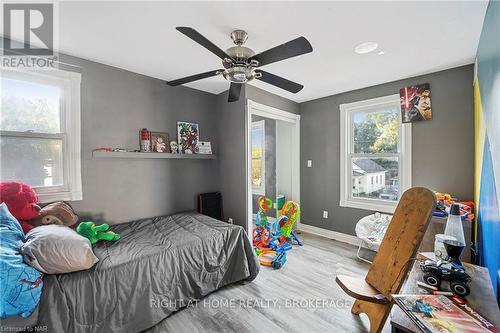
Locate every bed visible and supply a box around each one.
[36,212,259,333]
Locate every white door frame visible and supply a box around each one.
[245,99,301,237]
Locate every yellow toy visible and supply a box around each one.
[278,201,300,238]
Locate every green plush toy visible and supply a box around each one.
[76,221,120,244]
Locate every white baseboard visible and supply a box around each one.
[298,223,359,246]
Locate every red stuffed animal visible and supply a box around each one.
[0,182,41,234]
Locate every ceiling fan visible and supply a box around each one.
[167,27,313,102]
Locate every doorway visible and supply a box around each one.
[246,100,300,236]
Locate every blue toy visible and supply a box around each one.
[290,231,303,246]
[271,215,287,235]
[253,196,302,269]
[272,252,287,269]
[0,203,43,318]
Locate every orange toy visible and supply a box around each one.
[258,250,277,266]
[258,196,273,210]
[253,226,272,249]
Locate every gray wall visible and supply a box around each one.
[246,85,300,114]
[300,65,474,235]
[59,54,220,224]
[215,88,247,227]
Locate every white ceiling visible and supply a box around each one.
[52,1,488,102]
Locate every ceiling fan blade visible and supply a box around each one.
[249,36,313,67]
[255,70,304,93]
[176,27,234,62]
[228,82,242,102]
[167,69,223,86]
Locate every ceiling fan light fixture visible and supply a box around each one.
[222,66,255,83]
[354,41,379,54]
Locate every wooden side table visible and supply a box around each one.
[390,252,500,332]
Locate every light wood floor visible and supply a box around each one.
[145,232,391,333]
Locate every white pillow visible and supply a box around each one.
[21,225,98,274]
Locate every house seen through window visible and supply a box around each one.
[340,94,411,213]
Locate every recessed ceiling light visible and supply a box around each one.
[354,41,379,54]
[378,51,385,55]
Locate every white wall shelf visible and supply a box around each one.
[92,151,216,160]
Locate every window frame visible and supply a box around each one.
[339,94,412,213]
[1,69,82,203]
[251,119,266,196]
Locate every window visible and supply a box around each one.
[251,120,265,195]
[1,69,82,202]
[340,94,411,213]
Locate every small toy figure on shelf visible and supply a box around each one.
[170,140,178,154]
[140,128,151,152]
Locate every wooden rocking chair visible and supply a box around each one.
[336,187,436,333]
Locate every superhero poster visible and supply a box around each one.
[400,83,432,123]
[177,121,199,154]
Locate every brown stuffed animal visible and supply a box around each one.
[30,201,78,228]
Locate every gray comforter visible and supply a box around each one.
[37,212,259,333]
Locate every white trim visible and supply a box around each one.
[292,116,301,229]
[64,69,82,202]
[246,99,301,237]
[0,131,64,140]
[401,123,412,200]
[275,120,279,213]
[245,102,251,239]
[340,93,400,110]
[1,69,82,203]
[339,94,412,214]
[251,120,266,196]
[247,100,301,123]
[298,223,359,246]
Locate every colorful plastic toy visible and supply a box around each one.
[253,196,302,269]
[272,252,287,269]
[255,210,268,227]
[433,191,475,221]
[258,249,277,267]
[279,201,300,238]
[258,196,273,210]
[255,196,273,227]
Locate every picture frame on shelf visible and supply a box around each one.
[197,141,212,154]
[150,132,170,153]
[177,121,199,154]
